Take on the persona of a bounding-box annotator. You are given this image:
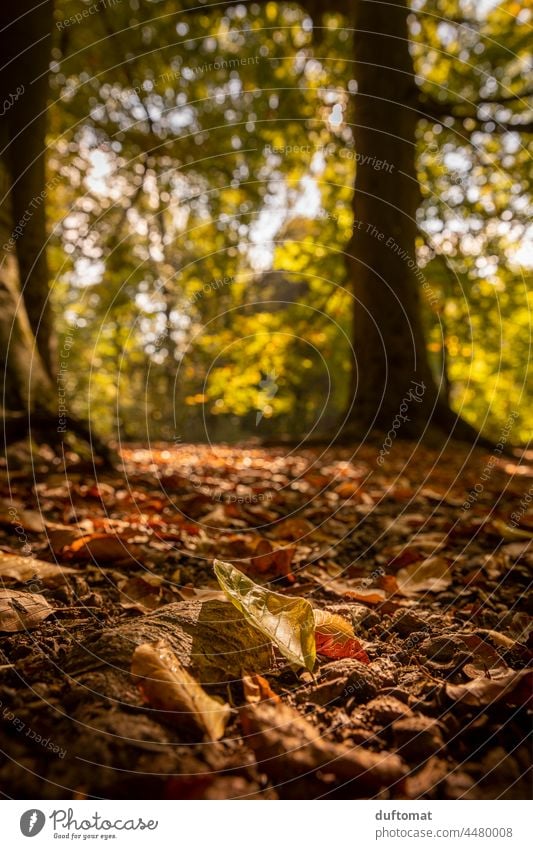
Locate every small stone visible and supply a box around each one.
[390,609,425,636]
[365,695,412,726]
[422,635,464,662]
[378,687,410,703]
[393,715,444,761]
[299,659,379,706]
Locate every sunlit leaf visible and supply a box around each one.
[214,559,316,671]
[131,639,231,741]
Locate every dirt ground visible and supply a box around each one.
[0,440,531,799]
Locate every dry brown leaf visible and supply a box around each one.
[377,574,400,594]
[46,525,86,555]
[0,552,77,587]
[0,588,52,632]
[396,556,453,594]
[446,669,532,707]
[477,629,517,649]
[240,700,406,791]
[269,517,315,541]
[344,587,387,604]
[249,538,296,580]
[131,639,231,741]
[334,481,366,500]
[456,634,509,679]
[64,532,138,564]
[176,587,227,602]
[487,518,533,541]
[119,575,164,612]
[0,501,45,533]
[420,487,465,508]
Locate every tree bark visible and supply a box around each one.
[0,158,56,416]
[338,0,498,450]
[0,3,114,462]
[342,0,439,436]
[0,152,114,462]
[0,0,56,374]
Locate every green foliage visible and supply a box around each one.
[414,0,532,438]
[47,0,531,442]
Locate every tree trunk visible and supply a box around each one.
[341,0,438,436]
[0,6,113,464]
[0,159,55,410]
[338,0,497,449]
[0,0,56,375]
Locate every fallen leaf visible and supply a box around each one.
[269,517,314,541]
[446,669,532,707]
[131,639,231,741]
[313,609,369,662]
[420,487,465,508]
[214,559,316,671]
[63,532,138,564]
[343,587,387,604]
[249,538,296,580]
[70,599,273,697]
[334,481,365,500]
[0,552,77,587]
[477,629,517,650]
[176,587,227,602]
[396,556,453,594]
[377,574,400,594]
[456,633,510,679]
[240,700,406,791]
[119,575,164,612]
[487,518,533,541]
[383,546,426,570]
[46,525,86,555]
[0,501,45,533]
[242,673,281,704]
[0,588,53,632]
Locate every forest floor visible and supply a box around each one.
[0,439,531,800]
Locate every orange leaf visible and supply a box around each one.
[335,481,363,499]
[314,610,369,663]
[344,588,386,605]
[249,538,295,581]
[377,574,399,594]
[242,673,281,704]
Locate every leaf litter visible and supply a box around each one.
[0,440,531,799]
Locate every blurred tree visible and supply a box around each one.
[303,0,531,441]
[2,0,530,448]
[50,0,529,443]
[0,0,111,459]
[0,0,56,373]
